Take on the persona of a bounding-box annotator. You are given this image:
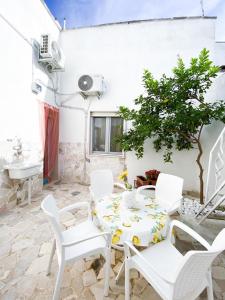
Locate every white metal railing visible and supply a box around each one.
[196,126,225,224]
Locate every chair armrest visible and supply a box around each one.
[168,220,211,250]
[136,185,156,193]
[124,241,175,284]
[59,202,91,220]
[114,182,126,190]
[62,231,111,248]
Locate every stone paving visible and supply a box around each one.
[0,182,224,299]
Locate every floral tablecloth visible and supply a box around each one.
[93,192,170,247]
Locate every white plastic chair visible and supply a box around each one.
[124,220,225,300]
[90,169,126,202]
[41,194,111,300]
[136,173,184,215]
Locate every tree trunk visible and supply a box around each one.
[196,140,204,204]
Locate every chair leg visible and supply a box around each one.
[47,239,56,276]
[104,248,111,297]
[53,261,65,300]
[125,258,130,300]
[207,272,214,300]
[115,260,125,283]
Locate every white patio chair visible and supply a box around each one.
[90,169,126,202]
[136,173,183,215]
[124,220,225,300]
[41,194,111,300]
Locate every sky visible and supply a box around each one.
[44,0,225,40]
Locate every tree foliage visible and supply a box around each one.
[118,49,225,203]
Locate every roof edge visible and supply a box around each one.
[63,16,217,31]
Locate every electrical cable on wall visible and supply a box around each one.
[0,14,102,109]
[61,97,95,185]
[36,79,76,96]
[83,99,92,184]
[0,13,32,46]
[0,12,62,106]
[1,11,104,184]
[60,104,85,112]
[45,69,61,107]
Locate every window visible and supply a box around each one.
[91,115,123,154]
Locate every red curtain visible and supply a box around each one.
[39,102,59,182]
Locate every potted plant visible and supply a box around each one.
[145,169,160,185]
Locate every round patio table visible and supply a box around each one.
[93,191,170,247]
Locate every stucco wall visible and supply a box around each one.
[0,0,60,202]
[58,17,225,192]
[0,0,60,160]
[1,11,225,192]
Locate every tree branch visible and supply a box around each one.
[198,124,204,140]
[178,131,197,143]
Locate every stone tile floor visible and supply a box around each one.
[1,182,223,299]
[0,182,162,300]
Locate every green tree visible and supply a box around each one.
[118,49,225,204]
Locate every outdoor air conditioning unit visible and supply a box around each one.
[39,34,65,72]
[77,74,104,98]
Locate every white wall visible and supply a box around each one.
[1,8,224,192]
[0,0,60,164]
[59,17,225,192]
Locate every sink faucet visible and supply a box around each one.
[13,137,23,159]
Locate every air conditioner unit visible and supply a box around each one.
[77,74,104,98]
[39,34,65,72]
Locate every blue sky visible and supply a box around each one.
[45,0,225,39]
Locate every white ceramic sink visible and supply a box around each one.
[4,162,42,179]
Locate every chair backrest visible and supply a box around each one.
[173,229,225,300]
[155,173,183,210]
[41,194,63,246]
[90,169,114,200]
[173,250,220,299]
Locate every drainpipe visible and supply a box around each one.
[61,98,92,185]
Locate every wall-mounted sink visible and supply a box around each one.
[4,162,42,180]
[4,161,43,205]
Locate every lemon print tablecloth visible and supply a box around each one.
[93,192,170,247]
